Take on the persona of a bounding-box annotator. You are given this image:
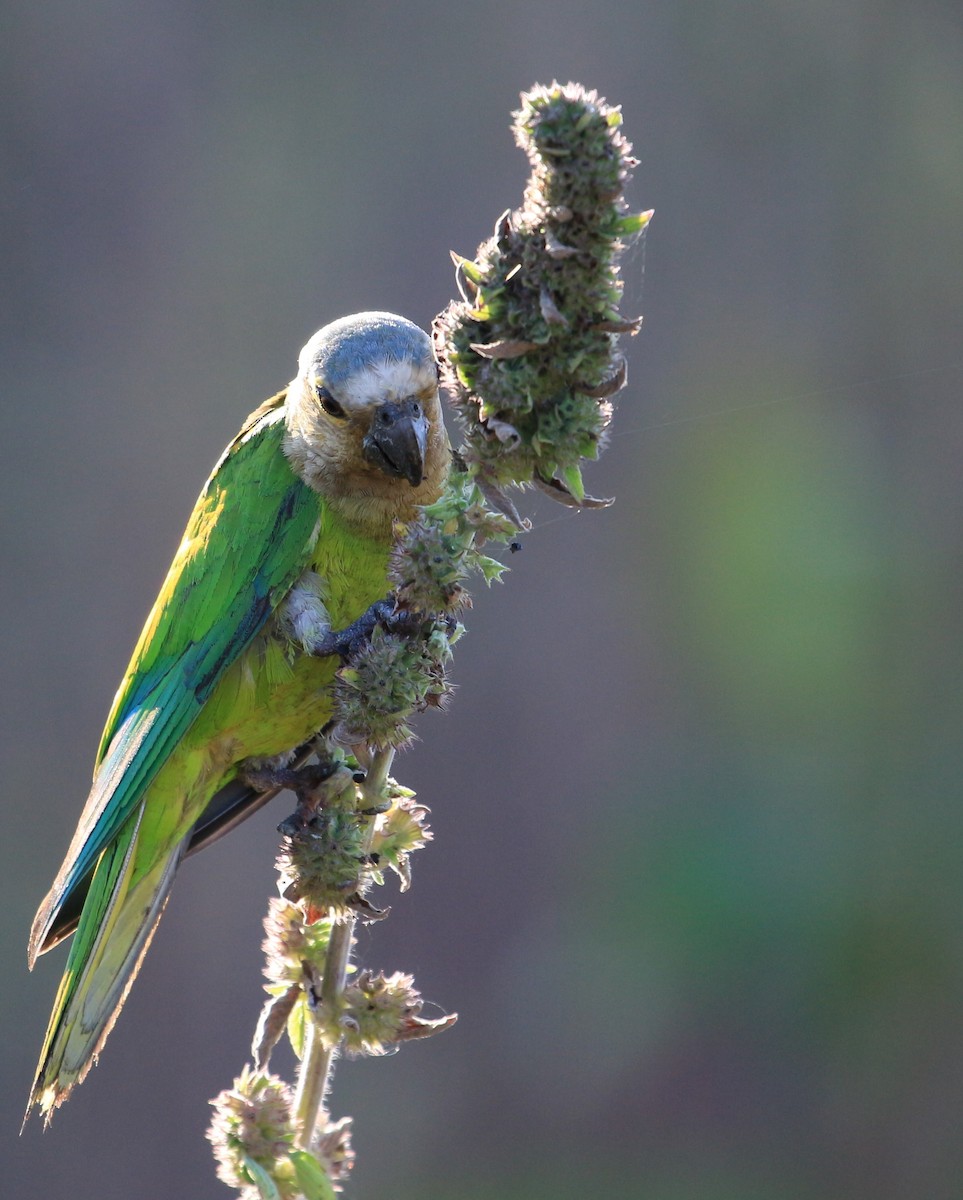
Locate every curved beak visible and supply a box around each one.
[362,397,429,487]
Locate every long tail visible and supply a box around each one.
[26,804,185,1124]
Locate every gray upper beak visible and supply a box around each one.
[362,397,429,487]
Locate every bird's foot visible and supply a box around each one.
[239,758,341,836]
[309,594,424,659]
[239,759,338,797]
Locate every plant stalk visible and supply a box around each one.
[292,746,396,1150]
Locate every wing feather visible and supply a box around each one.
[30,393,318,961]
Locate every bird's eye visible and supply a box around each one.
[316,386,346,418]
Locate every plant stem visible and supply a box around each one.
[292,746,396,1150]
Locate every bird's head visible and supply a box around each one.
[283,312,450,531]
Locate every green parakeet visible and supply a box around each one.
[27,311,449,1120]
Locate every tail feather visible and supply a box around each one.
[27,805,185,1124]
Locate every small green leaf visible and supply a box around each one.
[477,555,508,584]
[243,1155,282,1200]
[253,982,301,1070]
[560,464,586,502]
[451,253,485,284]
[617,210,653,234]
[289,1150,338,1200]
[287,994,308,1060]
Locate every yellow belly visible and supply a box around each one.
[131,503,393,873]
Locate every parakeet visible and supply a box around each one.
[27,311,449,1119]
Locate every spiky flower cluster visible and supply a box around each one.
[369,786,432,892]
[267,758,374,917]
[389,471,519,613]
[312,1117,355,1188]
[434,81,649,504]
[207,1068,296,1199]
[262,897,333,987]
[333,621,458,750]
[276,808,375,915]
[208,1067,355,1198]
[329,471,522,763]
[340,970,419,1054]
[340,970,457,1055]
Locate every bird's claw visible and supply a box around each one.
[310,596,398,659]
[239,758,341,836]
[240,759,338,798]
[310,594,424,659]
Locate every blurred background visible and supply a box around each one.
[2,2,962,1197]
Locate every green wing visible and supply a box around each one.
[29,392,319,961]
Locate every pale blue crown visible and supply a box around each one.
[308,312,434,388]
